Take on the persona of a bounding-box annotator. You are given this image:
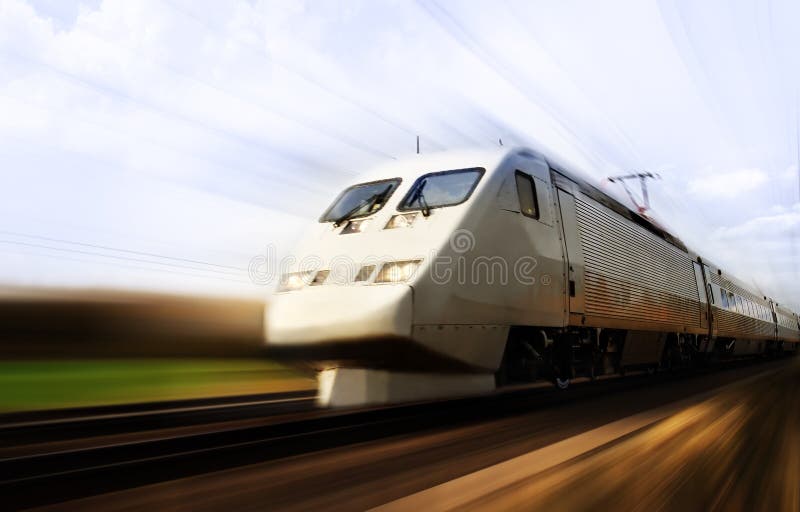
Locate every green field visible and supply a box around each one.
[0,359,315,412]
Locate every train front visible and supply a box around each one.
[265,151,505,407]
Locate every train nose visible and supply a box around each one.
[265,284,413,347]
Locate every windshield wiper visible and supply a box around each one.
[332,186,391,227]
[412,179,431,217]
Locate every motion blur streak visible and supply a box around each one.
[447,362,800,511]
[0,289,313,412]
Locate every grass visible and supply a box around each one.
[0,358,315,412]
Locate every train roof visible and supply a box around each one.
[513,148,691,253]
[356,147,511,183]
[357,147,689,251]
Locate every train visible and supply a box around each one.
[265,147,800,406]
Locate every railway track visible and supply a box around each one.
[0,358,789,510]
[0,390,316,450]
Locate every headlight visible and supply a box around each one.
[384,213,418,229]
[354,264,376,282]
[375,260,422,283]
[278,270,314,292]
[309,270,329,286]
[340,218,372,234]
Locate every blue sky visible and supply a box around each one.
[0,0,798,307]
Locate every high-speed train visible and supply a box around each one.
[266,147,800,406]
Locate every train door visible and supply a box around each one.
[703,264,718,340]
[768,301,778,340]
[551,172,584,324]
[692,261,713,351]
[509,162,567,327]
[692,262,709,330]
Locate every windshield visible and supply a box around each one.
[399,168,484,211]
[319,178,401,223]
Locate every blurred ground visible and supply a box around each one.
[452,359,800,511]
[0,288,269,357]
[37,359,797,512]
[0,359,312,412]
[0,288,314,412]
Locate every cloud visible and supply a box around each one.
[711,203,800,240]
[687,168,769,199]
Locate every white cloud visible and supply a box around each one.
[687,168,769,199]
[712,203,800,240]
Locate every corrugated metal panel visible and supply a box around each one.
[722,278,767,306]
[775,306,800,341]
[574,196,700,327]
[715,309,773,338]
[706,270,722,287]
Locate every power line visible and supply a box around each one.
[0,231,245,271]
[0,240,245,277]
[0,245,252,285]
[1,91,333,200]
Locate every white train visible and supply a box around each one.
[266,148,800,406]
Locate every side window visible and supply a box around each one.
[515,171,539,219]
[720,289,729,309]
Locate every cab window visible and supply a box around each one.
[515,171,540,219]
[399,168,484,212]
[320,178,401,223]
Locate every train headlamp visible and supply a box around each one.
[278,270,314,292]
[341,218,372,234]
[375,260,421,283]
[384,213,418,230]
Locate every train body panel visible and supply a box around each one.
[775,304,800,343]
[555,176,705,336]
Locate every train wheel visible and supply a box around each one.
[552,333,574,390]
[497,328,546,385]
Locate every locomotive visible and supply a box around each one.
[265,148,800,406]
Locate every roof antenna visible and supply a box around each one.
[416,135,420,154]
[499,138,503,146]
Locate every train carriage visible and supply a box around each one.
[266,147,800,406]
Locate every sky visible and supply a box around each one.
[0,0,798,307]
